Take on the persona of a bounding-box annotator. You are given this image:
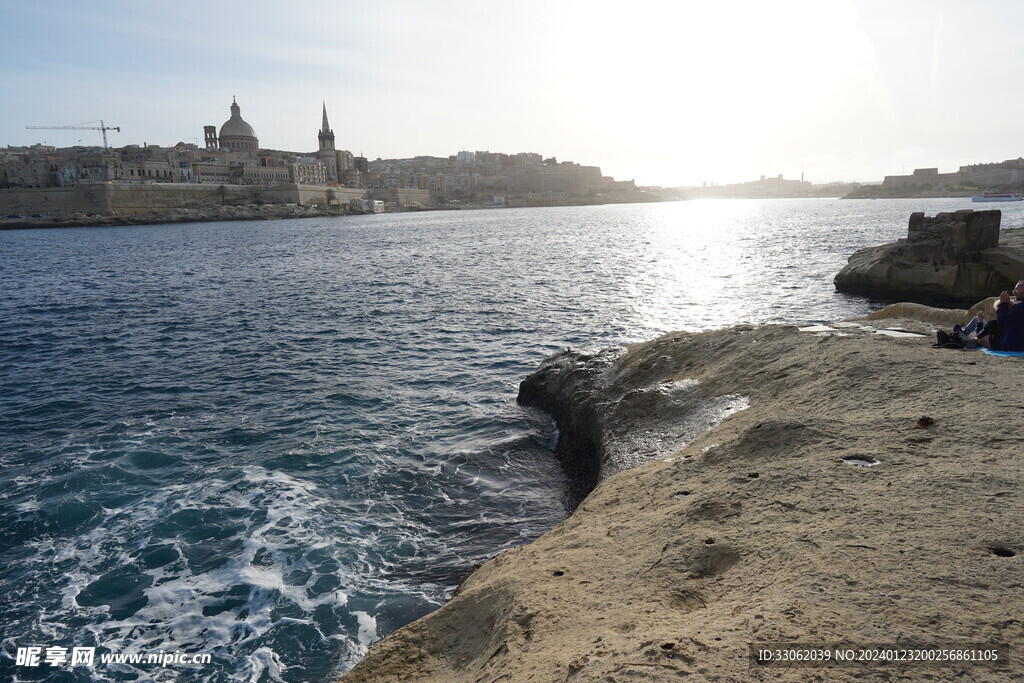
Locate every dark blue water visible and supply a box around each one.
[2,199,1020,681]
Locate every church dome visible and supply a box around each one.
[220,117,255,140]
[218,97,259,151]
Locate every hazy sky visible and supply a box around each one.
[3,0,1022,186]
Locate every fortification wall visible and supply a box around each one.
[0,182,368,215]
[0,185,110,214]
[260,184,365,206]
[106,183,255,213]
[368,187,433,206]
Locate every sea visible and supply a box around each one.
[2,198,1022,682]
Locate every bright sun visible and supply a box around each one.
[551,0,875,184]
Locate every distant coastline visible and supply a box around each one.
[0,192,662,231]
[841,187,978,200]
[5,181,1020,232]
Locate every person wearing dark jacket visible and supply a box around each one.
[994,280,1024,352]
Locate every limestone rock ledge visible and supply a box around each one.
[834,212,1024,305]
[516,340,749,507]
[340,325,1023,682]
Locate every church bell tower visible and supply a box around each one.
[318,103,339,182]
[318,103,335,152]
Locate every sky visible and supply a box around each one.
[2,0,1023,187]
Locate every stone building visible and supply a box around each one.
[882,159,1024,191]
[192,161,231,184]
[882,167,961,190]
[290,157,328,186]
[4,157,55,187]
[233,164,291,185]
[362,152,611,203]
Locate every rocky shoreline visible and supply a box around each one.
[0,203,358,230]
[341,316,1022,681]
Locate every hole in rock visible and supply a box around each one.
[704,538,715,545]
[841,455,879,467]
[747,472,760,478]
[989,546,1016,558]
[552,570,565,576]
[673,491,691,498]
[661,642,675,650]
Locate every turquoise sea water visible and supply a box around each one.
[2,199,1021,681]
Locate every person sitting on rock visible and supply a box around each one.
[954,309,987,338]
[948,310,990,349]
[974,282,1024,350]
[975,320,1003,350]
[989,280,1024,352]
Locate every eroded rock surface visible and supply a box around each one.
[517,341,748,506]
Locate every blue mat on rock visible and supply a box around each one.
[981,348,1024,357]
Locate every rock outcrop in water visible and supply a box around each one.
[340,321,1023,682]
[834,211,1024,305]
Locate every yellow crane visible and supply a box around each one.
[26,120,121,149]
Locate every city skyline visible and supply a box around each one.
[4,0,1024,187]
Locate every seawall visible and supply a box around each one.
[0,203,355,230]
[0,181,367,220]
[340,322,1022,681]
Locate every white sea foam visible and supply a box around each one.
[14,497,40,512]
[9,462,423,681]
[353,611,379,651]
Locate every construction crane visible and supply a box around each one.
[26,120,121,149]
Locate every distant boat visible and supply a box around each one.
[971,191,1024,202]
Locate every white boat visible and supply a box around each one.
[971,191,1024,202]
